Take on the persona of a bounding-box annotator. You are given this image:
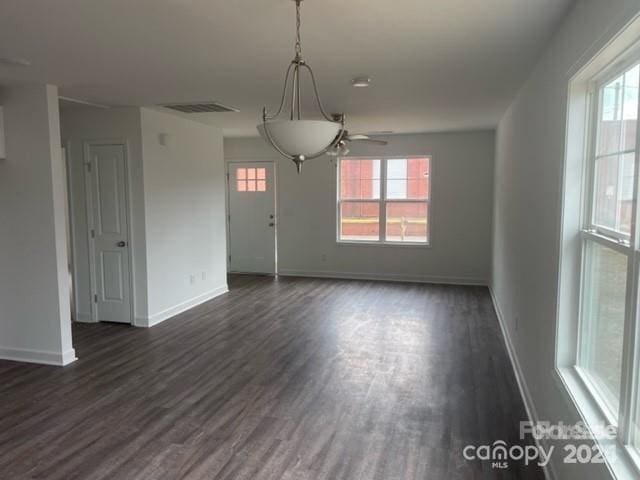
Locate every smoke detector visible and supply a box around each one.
[352,76,372,88]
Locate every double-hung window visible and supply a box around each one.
[337,157,430,244]
[574,54,640,461]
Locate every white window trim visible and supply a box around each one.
[336,155,432,247]
[557,19,640,480]
[582,56,640,457]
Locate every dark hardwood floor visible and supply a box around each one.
[0,275,543,480]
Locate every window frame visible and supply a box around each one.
[336,155,432,247]
[570,48,640,472]
[585,60,639,243]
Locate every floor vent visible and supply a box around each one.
[160,101,239,114]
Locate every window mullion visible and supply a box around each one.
[578,87,598,375]
[620,252,640,443]
[596,148,637,160]
[577,237,593,370]
[336,159,341,242]
[615,74,628,232]
[581,230,633,255]
[584,90,599,231]
[380,159,387,242]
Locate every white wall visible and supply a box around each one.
[0,84,75,365]
[492,1,640,479]
[61,107,227,327]
[140,108,227,325]
[60,107,149,322]
[225,130,495,284]
[0,106,6,159]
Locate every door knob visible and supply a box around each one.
[269,222,275,227]
[117,241,127,247]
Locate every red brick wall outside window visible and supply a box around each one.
[339,157,430,243]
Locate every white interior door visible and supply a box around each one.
[86,143,132,324]
[228,162,276,274]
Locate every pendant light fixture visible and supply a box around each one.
[258,0,345,173]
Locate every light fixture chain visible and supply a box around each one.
[295,0,302,59]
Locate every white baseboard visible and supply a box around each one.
[488,286,557,480]
[74,312,94,323]
[277,269,487,286]
[0,346,77,366]
[138,284,229,328]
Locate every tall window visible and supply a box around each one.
[576,58,640,451]
[337,157,430,244]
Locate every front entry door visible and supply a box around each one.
[86,143,132,324]
[228,162,276,274]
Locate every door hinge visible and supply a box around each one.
[228,255,231,262]
[86,162,92,173]
[94,294,98,303]
[227,214,231,223]
[91,229,95,239]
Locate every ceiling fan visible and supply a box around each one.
[326,119,390,157]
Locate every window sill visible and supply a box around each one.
[555,366,640,480]
[336,240,431,249]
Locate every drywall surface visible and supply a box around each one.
[492,1,640,478]
[140,108,227,323]
[60,107,148,322]
[0,84,75,365]
[225,131,495,284]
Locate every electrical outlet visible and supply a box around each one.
[321,254,327,262]
[190,275,196,285]
[201,271,206,281]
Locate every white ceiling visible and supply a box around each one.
[0,0,572,137]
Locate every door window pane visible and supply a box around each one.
[579,241,627,413]
[235,167,268,193]
[339,202,380,241]
[385,202,428,243]
[593,152,635,235]
[340,159,381,200]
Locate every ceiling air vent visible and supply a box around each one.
[160,101,239,114]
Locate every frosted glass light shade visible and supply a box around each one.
[257,120,341,157]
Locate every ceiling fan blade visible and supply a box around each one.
[349,138,388,146]
[345,133,388,146]
[345,134,371,141]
